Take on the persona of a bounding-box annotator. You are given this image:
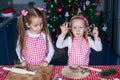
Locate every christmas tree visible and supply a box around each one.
[43,0,109,42]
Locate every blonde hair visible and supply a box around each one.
[69,15,89,42]
[17,8,50,59]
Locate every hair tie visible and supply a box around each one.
[79,15,88,24]
[37,7,44,11]
[21,9,28,16]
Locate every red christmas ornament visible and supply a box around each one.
[116,73,120,78]
[97,0,102,6]
[47,0,51,2]
[71,7,75,14]
[56,7,62,13]
[96,11,101,16]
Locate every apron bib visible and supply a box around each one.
[68,38,89,66]
[22,33,47,65]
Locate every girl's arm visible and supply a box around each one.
[56,35,69,48]
[16,36,25,63]
[45,36,55,63]
[89,26,102,51]
[88,37,102,51]
[56,22,70,48]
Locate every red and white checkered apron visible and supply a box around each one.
[68,38,90,66]
[22,33,47,65]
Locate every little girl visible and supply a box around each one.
[56,15,102,67]
[16,7,54,67]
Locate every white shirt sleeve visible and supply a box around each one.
[88,37,102,51]
[16,36,25,63]
[45,36,55,63]
[56,36,70,48]
[42,33,54,63]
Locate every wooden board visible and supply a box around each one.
[5,65,53,80]
[61,66,90,79]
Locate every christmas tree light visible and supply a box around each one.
[43,0,108,41]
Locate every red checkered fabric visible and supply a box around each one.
[68,38,89,66]
[51,66,120,80]
[0,66,12,80]
[22,33,47,65]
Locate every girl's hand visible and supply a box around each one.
[21,60,26,67]
[60,22,69,36]
[92,27,99,38]
[41,60,48,67]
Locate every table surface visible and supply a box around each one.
[0,65,120,80]
[50,66,120,80]
[0,66,12,80]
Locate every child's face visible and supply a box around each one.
[71,19,86,38]
[26,17,43,34]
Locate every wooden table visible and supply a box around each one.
[0,65,120,80]
[5,65,53,80]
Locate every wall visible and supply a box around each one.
[0,0,13,11]
[12,0,44,15]
[113,0,120,56]
[12,0,44,7]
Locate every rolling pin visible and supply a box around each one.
[3,67,36,75]
[80,66,102,72]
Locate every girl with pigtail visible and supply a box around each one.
[16,7,54,68]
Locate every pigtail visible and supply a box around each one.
[42,12,51,50]
[17,15,26,59]
[17,8,52,57]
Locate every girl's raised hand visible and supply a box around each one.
[60,22,69,36]
[92,27,99,39]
